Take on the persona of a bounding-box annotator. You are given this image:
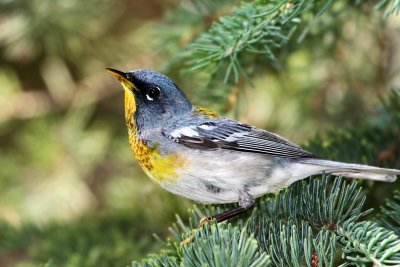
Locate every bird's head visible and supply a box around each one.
[107,68,192,130]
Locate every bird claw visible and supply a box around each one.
[181,216,213,245]
[181,234,194,245]
[198,216,213,227]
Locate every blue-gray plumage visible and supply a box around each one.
[107,68,400,223]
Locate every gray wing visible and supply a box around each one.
[164,119,318,158]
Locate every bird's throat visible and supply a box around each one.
[124,91,136,125]
[124,90,140,159]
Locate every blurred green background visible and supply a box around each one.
[0,0,400,266]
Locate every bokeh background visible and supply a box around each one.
[0,1,400,266]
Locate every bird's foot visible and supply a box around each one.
[181,216,212,245]
[198,216,213,227]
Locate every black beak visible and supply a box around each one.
[106,68,128,81]
[107,68,138,92]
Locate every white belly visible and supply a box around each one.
[155,149,281,204]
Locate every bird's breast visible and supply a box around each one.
[128,130,188,183]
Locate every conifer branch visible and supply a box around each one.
[338,221,400,266]
[179,224,270,267]
[374,0,400,17]
[379,191,400,236]
[179,0,400,85]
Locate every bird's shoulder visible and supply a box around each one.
[192,106,220,119]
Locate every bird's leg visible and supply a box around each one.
[213,191,255,222]
[182,190,254,245]
[211,206,252,222]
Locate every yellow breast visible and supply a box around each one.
[127,132,187,182]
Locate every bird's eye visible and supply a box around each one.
[146,86,160,101]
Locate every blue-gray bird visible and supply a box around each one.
[107,68,399,224]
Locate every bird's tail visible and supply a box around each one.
[298,159,399,182]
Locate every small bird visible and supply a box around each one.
[107,68,399,224]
